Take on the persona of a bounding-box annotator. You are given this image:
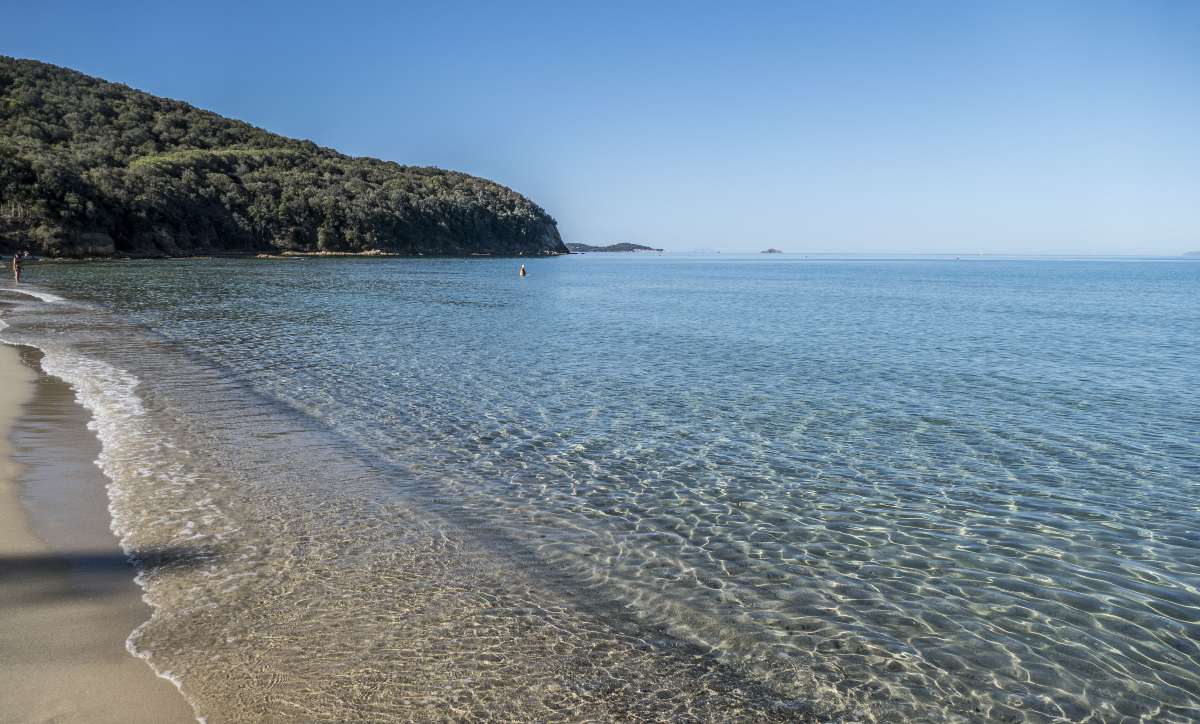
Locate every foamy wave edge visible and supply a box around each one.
[0,309,207,724]
[2,287,68,303]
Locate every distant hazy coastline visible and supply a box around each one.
[565,242,662,253]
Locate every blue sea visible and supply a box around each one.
[2,254,1197,721]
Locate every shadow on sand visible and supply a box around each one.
[0,546,214,608]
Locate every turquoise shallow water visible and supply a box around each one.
[2,255,1198,721]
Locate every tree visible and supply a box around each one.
[0,55,566,258]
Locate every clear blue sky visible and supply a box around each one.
[3,1,1198,254]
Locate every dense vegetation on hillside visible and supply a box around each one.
[0,57,566,257]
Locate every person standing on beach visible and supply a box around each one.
[11,252,22,284]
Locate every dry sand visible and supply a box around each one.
[0,342,194,723]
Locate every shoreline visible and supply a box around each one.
[0,342,194,723]
[6,249,571,262]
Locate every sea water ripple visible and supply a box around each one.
[2,256,1198,722]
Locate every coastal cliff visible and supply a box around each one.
[0,57,567,257]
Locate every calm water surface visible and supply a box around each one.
[2,255,1197,722]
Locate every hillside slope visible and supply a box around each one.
[0,57,566,257]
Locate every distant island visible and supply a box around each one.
[566,242,662,253]
[0,57,567,258]
[761,248,783,254]
[1184,251,1200,257]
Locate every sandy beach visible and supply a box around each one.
[0,342,193,723]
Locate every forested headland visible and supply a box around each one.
[0,57,567,257]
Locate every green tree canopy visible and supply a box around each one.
[0,56,566,257]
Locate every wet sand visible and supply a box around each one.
[0,343,194,723]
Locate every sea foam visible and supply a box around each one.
[1,287,67,303]
[2,292,209,723]
[34,346,213,724]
